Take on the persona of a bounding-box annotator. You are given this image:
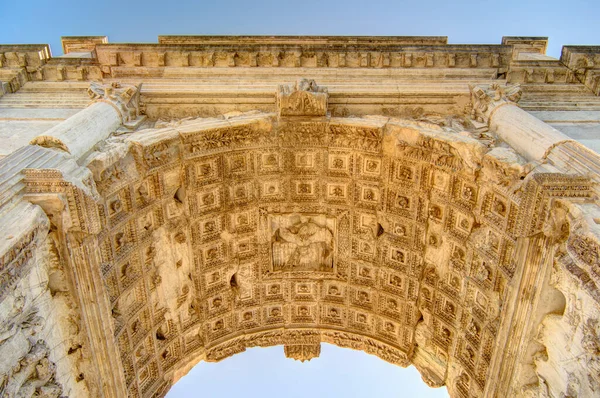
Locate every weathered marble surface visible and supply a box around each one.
[1,36,600,398]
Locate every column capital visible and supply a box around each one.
[87,82,144,127]
[466,83,522,126]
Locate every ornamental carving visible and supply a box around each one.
[466,83,522,125]
[3,34,600,398]
[88,82,144,125]
[284,343,321,362]
[8,111,585,398]
[277,79,328,116]
[0,300,62,398]
[567,234,600,277]
[0,341,63,398]
[270,214,335,272]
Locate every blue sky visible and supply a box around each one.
[1,1,598,397]
[166,344,448,398]
[1,0,599,58]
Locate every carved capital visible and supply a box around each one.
[466,83,522,125]
[277,79,328,116]
[87,82,144,126]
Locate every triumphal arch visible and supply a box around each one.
[1,35,600,397]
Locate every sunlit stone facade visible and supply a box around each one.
[1,35,600,397]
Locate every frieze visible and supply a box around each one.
[329,123,382,152]
[186,124,272,153]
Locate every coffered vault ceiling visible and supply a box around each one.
[1,36,600,398]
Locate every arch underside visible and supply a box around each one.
[2,37,600,398]
[83,111,548,398]
[12,101,591,398]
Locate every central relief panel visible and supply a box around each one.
[269,213,336,273]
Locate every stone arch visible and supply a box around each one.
[1,35,600,397]
[76,110,560,398]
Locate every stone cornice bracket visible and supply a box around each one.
[87,82,146,129]
[277,78,329,117]
[466,83,522,127]
[560,46,600,95]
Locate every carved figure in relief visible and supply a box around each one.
[0,341,62,398]
[297,284,310,293]
[232,263,254,300]
[271,215,334,271]
[428,234,441,248]
[390,275,402,287]
[212,297,222,309]
[360,267,371,278]
[561,373,581,398]
[0,305,44,348]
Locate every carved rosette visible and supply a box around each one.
[277,79,328,116]
[88,82,145,126]
[466,83,522,126]
[284,343,321,362]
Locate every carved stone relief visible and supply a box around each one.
[1,60,600,398]
[277,79,328,116]
[270,214,335,272]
